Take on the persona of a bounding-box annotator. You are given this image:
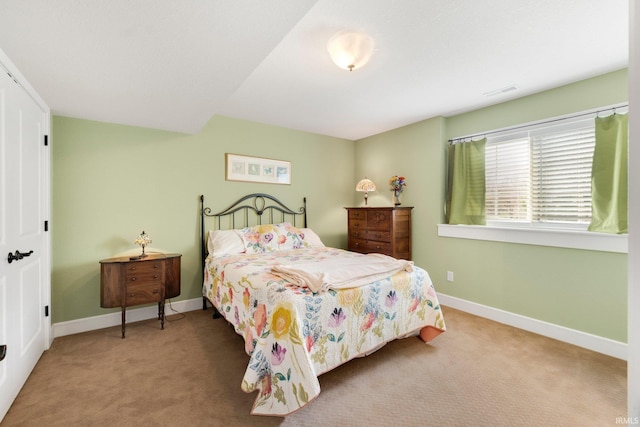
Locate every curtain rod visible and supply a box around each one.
[448,103,629,144]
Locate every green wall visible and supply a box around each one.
[355,69,628,342]
[52,115,354,323]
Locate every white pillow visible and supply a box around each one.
[207,230,245,256]
[300,228,325,248]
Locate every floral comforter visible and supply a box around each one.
[203,247,446,416]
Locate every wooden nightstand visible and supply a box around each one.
[99,253,181,338]
[346,207,413,260]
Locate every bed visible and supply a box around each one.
[200,193,445,416]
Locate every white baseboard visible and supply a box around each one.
[52,298,205,338]
[438,293,627,360]
[53,294,627,360]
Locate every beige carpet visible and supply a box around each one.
[1,306,626,427]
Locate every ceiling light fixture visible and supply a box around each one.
[327,31,374,72]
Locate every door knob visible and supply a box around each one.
[7,250,34,264]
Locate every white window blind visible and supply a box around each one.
[530,123,595,224]
[484,116,603,229]
[486,137,530,221]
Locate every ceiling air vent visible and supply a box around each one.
[484,85,518,97]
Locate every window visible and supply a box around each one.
[440,105,628,253]
[485,117,599,230]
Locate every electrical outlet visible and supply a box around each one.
[447,271,454,282]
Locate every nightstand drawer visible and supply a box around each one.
[125,282,164,306]
[126,262,163,283]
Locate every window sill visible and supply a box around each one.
[437,224,627,253]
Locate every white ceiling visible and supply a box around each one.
[0,0,629,140]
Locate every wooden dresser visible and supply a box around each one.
[346,207,413,260]
[100,253,181,338]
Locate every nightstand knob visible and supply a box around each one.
[153,275,159,279]
[153,264,159,269]
[130,277,136,281]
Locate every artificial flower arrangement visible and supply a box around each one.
[389,175,407,194]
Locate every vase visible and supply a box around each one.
[393,190,402,206]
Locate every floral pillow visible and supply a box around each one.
[237,224,280,254]
[276,223,310,250]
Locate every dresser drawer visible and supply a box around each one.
[366,230,391,242]
[125,282,164,306]
[349,229,368,240]
[348,238,368,252]
[350,229,391,242]
[367,210,391,231]
[349,239,392,255]
[348,210,366,220]
[349,219,366,230]
[363,240,392,255]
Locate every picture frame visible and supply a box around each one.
[225,153,291,185]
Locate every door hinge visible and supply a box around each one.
[44,306,49,317]
[44,220,49,232]
[44,135,49,146]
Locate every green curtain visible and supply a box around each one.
[588,113,628,234]
[446,138,486,225]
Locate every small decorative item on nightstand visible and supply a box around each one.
[132,230,152,260]
[389,175,406,206]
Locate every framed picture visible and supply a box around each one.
[225,153,291,185]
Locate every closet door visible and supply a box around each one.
[0,61,50,421]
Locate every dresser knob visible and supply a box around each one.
[130,277,136,281]
[153,275,159,279]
